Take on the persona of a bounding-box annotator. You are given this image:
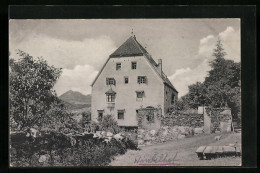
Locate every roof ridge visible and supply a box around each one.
[132,36,146,54]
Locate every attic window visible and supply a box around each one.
[106,78,116,85]
[132,62,137,69]
[138,76,147,84]
[116,63,121,70]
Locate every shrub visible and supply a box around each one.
[10,130,137,167]
[98,114,121,134]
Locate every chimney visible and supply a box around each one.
[158,59,162,76]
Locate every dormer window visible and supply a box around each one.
[132,62,137,69]
[116,63,121,70]
[106,78,116,85]
[107,95,115,102]
[137,76,147,84]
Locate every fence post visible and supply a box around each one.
[203,107,211,134]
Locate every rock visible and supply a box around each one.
[106,132,113,137]
[150,130,156,136]
[178,126,189,135]
[137,134,143,139]
[177,134,185,139]
[214,135,221,141]
[138,129,145,134]
[30,128,39,138]
[114,134,124,141]
[162,126,169,130]
[151,137,156,141]
[145,141,152,146]
[162,130,168,136]
[101,131,106,136]
[96,131,101,134]
[138,139,144,145]
[69,137,77,146]
[38,154,50,163]
[144,134,151,141]
[194,127,204,134]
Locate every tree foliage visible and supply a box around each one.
[177,38,241,117]
[9,50,63,129]
[98,114,121,134]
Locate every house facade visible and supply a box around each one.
[91,36,178,127]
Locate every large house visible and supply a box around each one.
[91,35,178,127]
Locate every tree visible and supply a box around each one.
[177,38,241,117]
[9,50,63,129]
[205,39,241,111]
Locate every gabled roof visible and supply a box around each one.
[91,36,178,93]
[110,36,147,57]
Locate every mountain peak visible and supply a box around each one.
[59,90,91,106]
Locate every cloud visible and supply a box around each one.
[200,35,214,45]
[10,34,117,69]
[198,26,240,62]
[170,26,240,97]
[53,64,98,96]
[169,67,191,80]
[169,59,211,97]
[9,33,116,95]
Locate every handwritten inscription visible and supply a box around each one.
[134,152,180,166]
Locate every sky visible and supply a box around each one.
[9,19,240,97]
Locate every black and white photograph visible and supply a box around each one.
[9,18,242,167]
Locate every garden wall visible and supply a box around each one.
[136,109,204,147]
[204,107,233,133]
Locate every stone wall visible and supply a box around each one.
[136,109,204,147]
[137,107,162,131]
[204,107,233,133]
[137,126,204,147]
[161,111,204,127]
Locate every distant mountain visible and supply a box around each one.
[59,90,91,109]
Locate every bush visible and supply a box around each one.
[10,130,137,167]
[98,114,122,134]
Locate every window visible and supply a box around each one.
[146,114,154,123]
[137,76,147,84]
[117,110,125,120]
[132,62,137,69]
[124,76,129,84]
[98,110,104,120]
[137,92,143,98]
[136,91,144,100]
[106,94,115,102]
[106,78,116,85]
[116,63,121,70]
[171,93,175,104]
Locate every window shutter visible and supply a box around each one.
[138,76,140,83]
[114,78,116,85]
[106,78,109,85]
[144,76,147,83]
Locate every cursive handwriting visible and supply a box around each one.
[134,152,179,165]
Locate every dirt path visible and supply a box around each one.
[110,132,241,166]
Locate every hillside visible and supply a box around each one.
[59,90,91,110]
